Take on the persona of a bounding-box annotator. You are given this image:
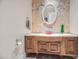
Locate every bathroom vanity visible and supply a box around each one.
[24,0,78,59]
[24,33,78,59]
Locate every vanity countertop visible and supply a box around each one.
[25,33,77,37]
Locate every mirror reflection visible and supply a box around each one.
[43,4,57,24]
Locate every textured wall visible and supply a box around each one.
[32,0,70,33]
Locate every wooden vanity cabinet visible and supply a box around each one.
[25,36,78,58]
[25,36,62,54]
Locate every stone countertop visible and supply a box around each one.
[25,33,78,37]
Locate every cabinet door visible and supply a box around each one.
[38,41,49,53]
[65,37,78,56]
[25,36,34,53]
[49,42,61,54]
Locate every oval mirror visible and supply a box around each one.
[42,3,57,24]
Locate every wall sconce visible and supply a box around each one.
[26,17,30,30]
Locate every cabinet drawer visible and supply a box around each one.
[38,41,49,53]
[49,42,61,54]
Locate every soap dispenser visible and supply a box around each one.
[61,24,64,33]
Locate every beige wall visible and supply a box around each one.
[70,0,78,34]
[0,0,32,59]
